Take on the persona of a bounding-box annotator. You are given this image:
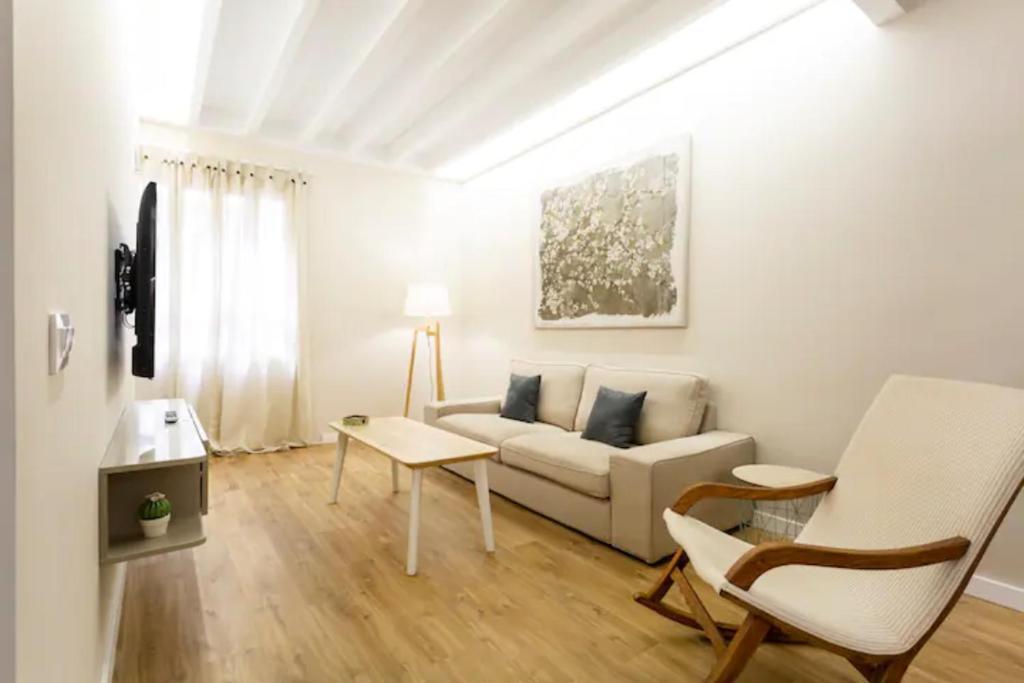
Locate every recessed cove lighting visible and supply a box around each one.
[435,0,825,182]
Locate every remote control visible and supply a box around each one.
[165,410,178,424]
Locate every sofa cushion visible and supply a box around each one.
[500,373,541,423]
[501,433,616,498]
[435,413,563,456]
[510,359,586,431]
[574,365,708,444]
[582,386,647,448]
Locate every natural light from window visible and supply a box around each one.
[150,185,296,388]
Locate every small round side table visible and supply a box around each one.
[732,464,830,542]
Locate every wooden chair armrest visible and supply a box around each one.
[670,477,838,515]
[725,536,971,590]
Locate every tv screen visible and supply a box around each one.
[131,182,157,378]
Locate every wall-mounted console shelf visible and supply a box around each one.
[99,399,210,564]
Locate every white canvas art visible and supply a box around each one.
[534,138,691,328]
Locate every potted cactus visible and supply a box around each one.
[138,492,172,538]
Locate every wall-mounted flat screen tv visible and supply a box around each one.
[114,181,157,379]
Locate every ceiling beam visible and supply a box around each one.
[428,0,821,178]
[244,0,321,135]
[384,0,640,163]
[300,0,417,144]
[414,0,715,169]
[850,0,921,25]
[342,0,510,154]
[188,0,224,126]
[353,0,557,155]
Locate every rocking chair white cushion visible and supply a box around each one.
[663,512,751,593]
[664,375,1024,656]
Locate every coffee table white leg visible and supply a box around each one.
[391,460,400,493]
[407,469,423,576]
[474,459,495,553]
[328,433,349,504]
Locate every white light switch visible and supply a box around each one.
[48,312,74,375]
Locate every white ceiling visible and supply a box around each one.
[139,0,722,177]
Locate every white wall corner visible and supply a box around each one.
[99,563,128,683]
[850,0,924,26]
[966,574,1024,613]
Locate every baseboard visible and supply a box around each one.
[99,562,127,683]
[966,574,1024,612]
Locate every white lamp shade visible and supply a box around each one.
[404,283,451,317]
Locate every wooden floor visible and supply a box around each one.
[115,443,1024,682]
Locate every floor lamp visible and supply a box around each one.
[403,283,451,417]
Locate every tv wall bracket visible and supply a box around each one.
[114,243,136,315]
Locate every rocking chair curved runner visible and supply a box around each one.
[635,375,1024,682]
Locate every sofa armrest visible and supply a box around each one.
[609,431,755,563]
[424,396,502,425]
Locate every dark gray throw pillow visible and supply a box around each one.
[500,373,541,423]
[582,386,647,448]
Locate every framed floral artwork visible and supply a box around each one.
[534,137,690,328]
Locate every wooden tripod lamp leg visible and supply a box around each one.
[404,321,446,415]
[403,328,419,418]
[432,321,445,402]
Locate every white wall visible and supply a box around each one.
[456,0,1024,591]
[13,1,138,680]
[137,124,469,440]
[0,0,14,678]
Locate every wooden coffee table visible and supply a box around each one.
[327,416,498,575]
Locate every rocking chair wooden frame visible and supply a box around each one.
[632,475,1022,683]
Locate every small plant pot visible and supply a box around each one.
[139,514,171,538]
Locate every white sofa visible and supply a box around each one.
[425,360,754,563]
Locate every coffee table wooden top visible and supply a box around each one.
[328,416,497,469]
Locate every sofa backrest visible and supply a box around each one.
[573,365,709,444]
[509,359,586,431]
[699,401,717,433]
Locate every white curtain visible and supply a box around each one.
[138,149,314,453]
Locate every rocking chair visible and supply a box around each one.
[635,375,1024,682]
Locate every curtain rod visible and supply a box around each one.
[139,154,308,185]
[137,147,311,185]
